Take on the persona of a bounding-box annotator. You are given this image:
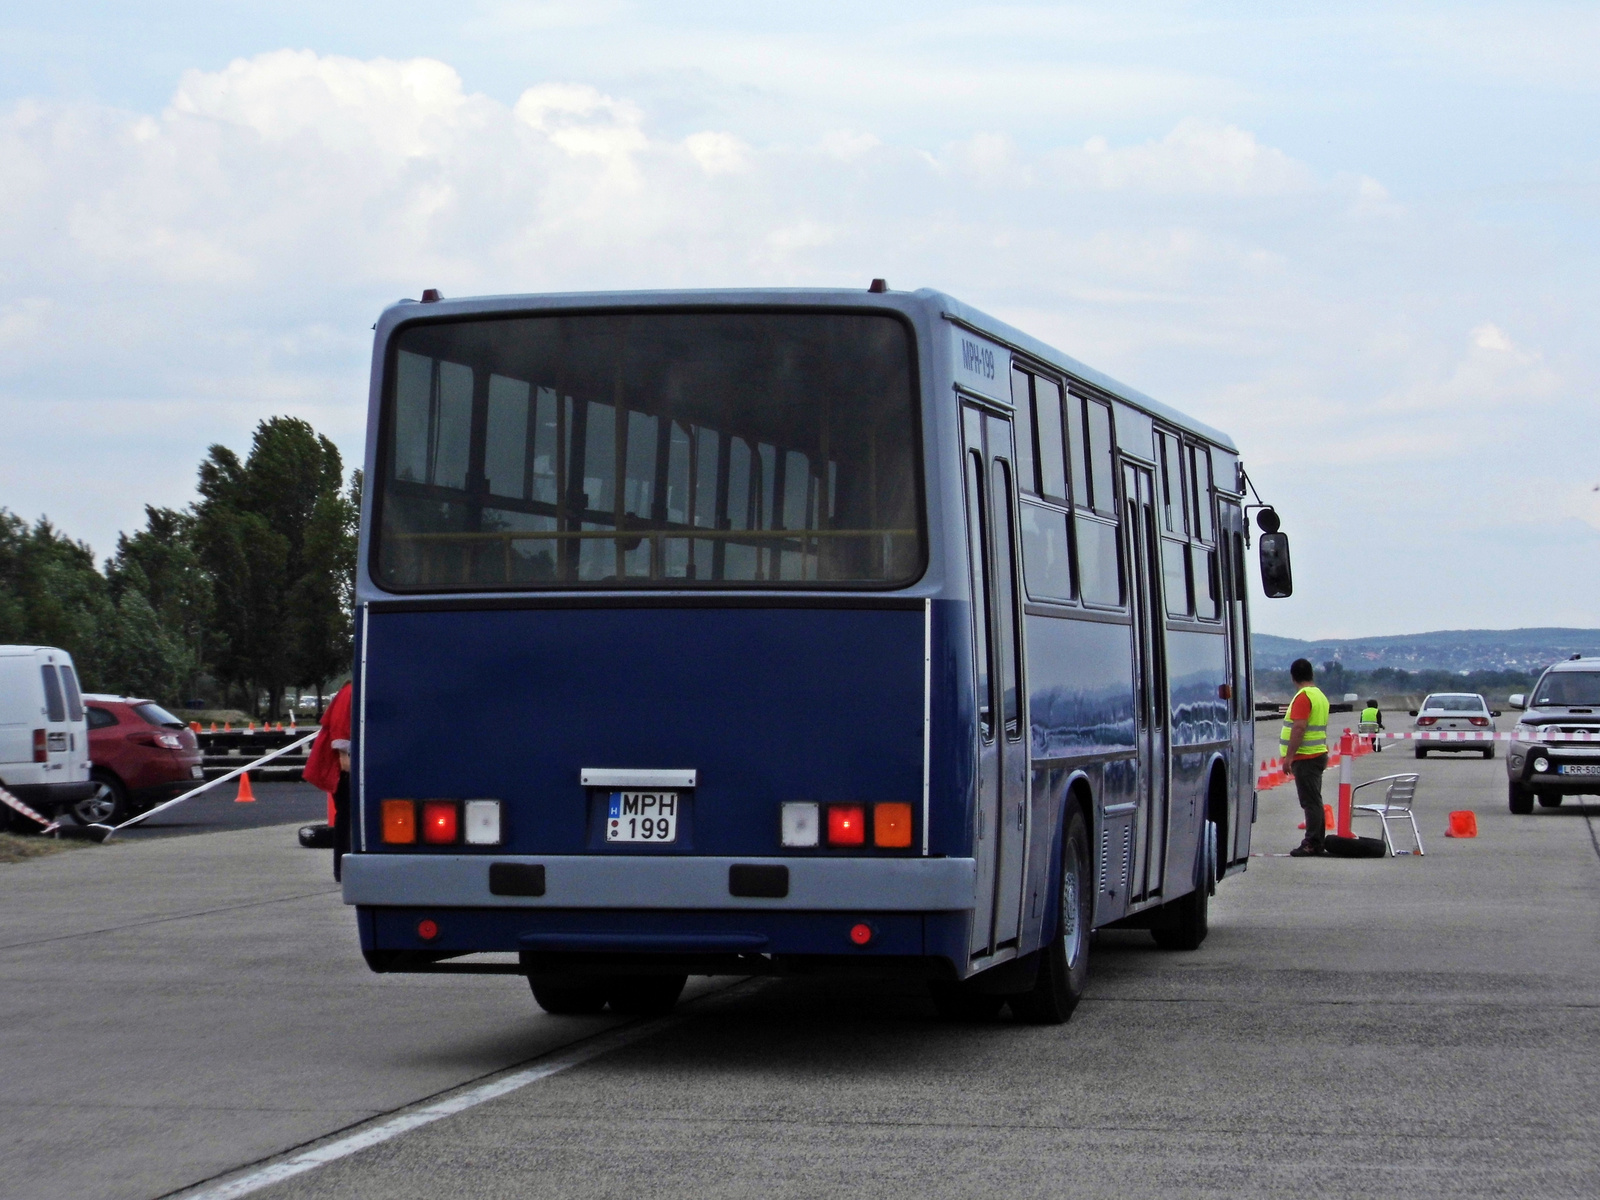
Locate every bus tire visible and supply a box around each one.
[1508,784,1535,814]
[527,973,609,1015]
[1150,832,1212,952]
[606,974,687,1016]
[1009,805,1092,1024]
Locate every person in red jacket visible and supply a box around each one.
[303,682,352,880]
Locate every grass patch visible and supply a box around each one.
[0,831,89,864]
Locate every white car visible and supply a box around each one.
[0,645,95,828]
[1410,692,1499,760]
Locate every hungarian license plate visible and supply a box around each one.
[606,791,678,842]
[1557,764,1600,776]
[191,765,204,779]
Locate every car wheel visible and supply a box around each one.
[527,973,609,1015]
[605,974,687,1016]
[1536,794,1563,808]
[1508,783,1535,815]
[1414,748,1427,759]
[1009,805,1094,1024]
[1482,748,1495,760]
[71,774,126,826]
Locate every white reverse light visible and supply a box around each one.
[464,799,502,845]
[781,802,819,848]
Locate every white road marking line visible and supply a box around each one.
[178,1013,685,1199]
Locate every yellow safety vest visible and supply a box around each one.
[1361,705,1379,724]
[1281,686,1330,758]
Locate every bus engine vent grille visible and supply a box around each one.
[1099,829,1111,891]
[1120,826,1133,891]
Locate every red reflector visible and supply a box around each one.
[32,728,46,763]
[849,922,874,946]
[1416,717,1436,727]
[417,919,439,941]
[827,805,866,846]
[1469,717,1489,727]
[421,801,459,844]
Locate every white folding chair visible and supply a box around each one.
[1350,773,1423,856]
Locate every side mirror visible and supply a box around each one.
[1490,710,1502,717]
[1508,694,1525,710]
[1258,532,1292,598]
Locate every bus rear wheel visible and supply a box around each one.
[1151,832,1212,952]
[1009,805,1092,1024]
[527,973,609,1015]
[606,974,687,1016]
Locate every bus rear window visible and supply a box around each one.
[374,311,923,590]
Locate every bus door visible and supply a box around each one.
[1122,462,1170,902]
[962,403,1029,956]
[1217,498,1254,866]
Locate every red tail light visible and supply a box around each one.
[1469,717,1489,727]
[421,801,459,844]
[826,804,866,846]
[1416,716,1436,727]
[32,729,46,762]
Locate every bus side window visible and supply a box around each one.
[991,460,1023,740]
[966,450,994,741]
[1085,399,1115,517]
[1189,443,1213,543]
[1033,378,1067,501]
[1010,368,1036,494]
[1066,393,1089,510]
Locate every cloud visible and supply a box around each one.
[2,46,1597,636]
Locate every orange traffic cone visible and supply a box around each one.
[248,721,256,732]
[235,772,256,804]
[1297,805,1335,832]
[327,794,337,825]
[224,721,232,731]
[1445,811,1477,838]
[190,721,201,733]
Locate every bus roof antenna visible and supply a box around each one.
[868,278,888,293]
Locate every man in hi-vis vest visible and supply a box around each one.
[1281,658,1330,856]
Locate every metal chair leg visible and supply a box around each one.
[1408,812,1424,856]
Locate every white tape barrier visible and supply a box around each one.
[3,732,317,843]
[0,783,58,833]
[106,731,318,838]
[1366,729,1600,743]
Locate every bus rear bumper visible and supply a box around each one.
[342,853,977,911]
[356,905,971,980]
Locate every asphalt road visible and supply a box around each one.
[2,742,1596,1199]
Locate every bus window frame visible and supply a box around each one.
[367,305,930,595]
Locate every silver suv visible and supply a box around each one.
[1507,657,1600,813]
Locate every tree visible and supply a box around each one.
[194,418,354,717]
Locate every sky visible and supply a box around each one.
[1,1,1596,638]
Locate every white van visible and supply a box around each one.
[0,645,94,828]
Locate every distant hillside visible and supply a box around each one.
[1253,628,1600,674]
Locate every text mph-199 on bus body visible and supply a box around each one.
[342,285,1291,1023]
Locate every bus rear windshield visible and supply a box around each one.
[374,311,923,591]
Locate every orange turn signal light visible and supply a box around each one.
[382,799,417,844]
[873,802,913,848]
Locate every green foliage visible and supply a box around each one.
[1257,663,1535,702]
[2,416,357,711]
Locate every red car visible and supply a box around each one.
[79,695,204,824]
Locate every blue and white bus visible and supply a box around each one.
[341,286,1283,1023]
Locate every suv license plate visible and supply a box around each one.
[607,791,678,842]
[1557,764,1600,776]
